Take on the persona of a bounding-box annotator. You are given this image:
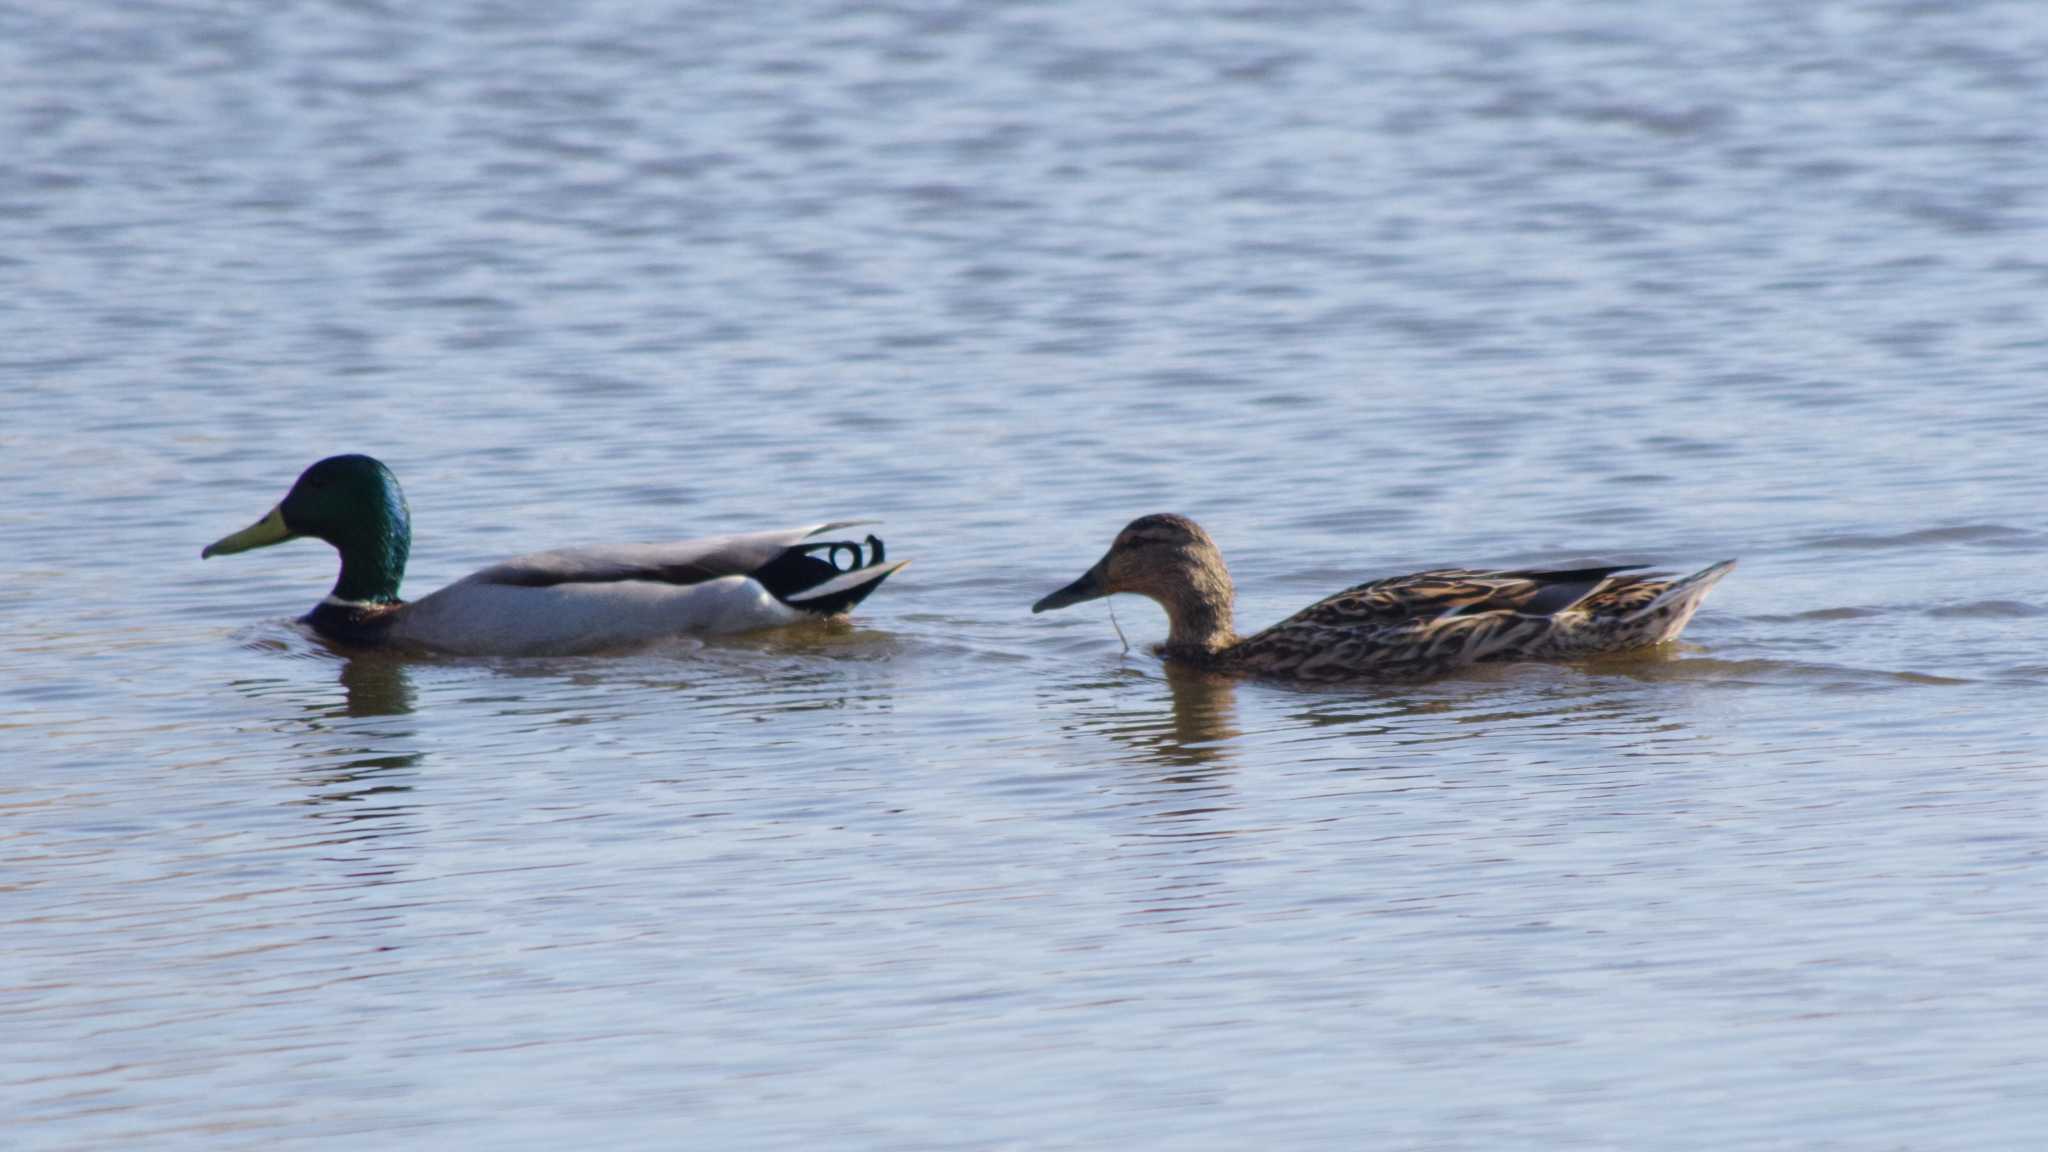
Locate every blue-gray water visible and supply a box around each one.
[6,1,2048,1148]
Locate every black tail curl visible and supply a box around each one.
[753,533,894,614]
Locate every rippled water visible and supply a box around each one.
[7,1,2048,1147]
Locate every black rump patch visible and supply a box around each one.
[753,534,891,614]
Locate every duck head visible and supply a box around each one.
[202,454,412,604]
[1033,513,1237,653]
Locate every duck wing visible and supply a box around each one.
[1283,564,1651,628]
[462,522,896,605]
[1231,564,1655,679]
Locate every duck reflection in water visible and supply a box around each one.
[335,651,418,719]
[1056,663,1242,777]
[1051,666,1250,928]
[241,652,426,826]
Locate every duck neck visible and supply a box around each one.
[327,513,410,606]
[1160,580,1238,659]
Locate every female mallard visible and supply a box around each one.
[1032,514,1733,681]
[202,454,907,656]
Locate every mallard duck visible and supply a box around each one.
[1032,514,1734,680]
[202,454,907,655]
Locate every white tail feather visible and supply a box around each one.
[781,559,910,604]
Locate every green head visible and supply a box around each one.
[202,454,413,604]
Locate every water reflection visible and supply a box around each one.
[222,651,427,823]
[335,652,418,719]
[1268,660,1706,747]
[1156,665,1242,772]
[297,751,420,815]
[297,657,423,821]
[1051,663,1243,774]
[460,634,904,724]
[1032,665,1253,926]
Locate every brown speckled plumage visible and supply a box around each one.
[1033,514,1735,681]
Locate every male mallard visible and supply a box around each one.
[202,454,906,655]
[1032,514,1733,680]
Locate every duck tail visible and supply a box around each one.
[1624,559,1736,641]
[754,533,908,617]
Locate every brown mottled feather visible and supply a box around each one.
[1225,565,1727,680]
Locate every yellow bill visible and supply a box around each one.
[201,505,293,558]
